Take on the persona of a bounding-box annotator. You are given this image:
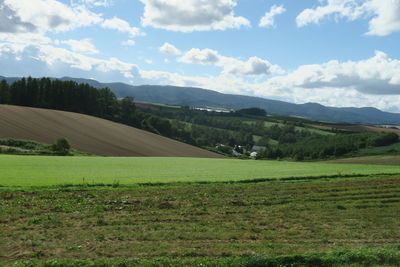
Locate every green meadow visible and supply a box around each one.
[1,155,400,187]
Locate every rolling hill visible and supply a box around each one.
[56,77,400,125]
[2,76,400,125]
[0,105,223,158]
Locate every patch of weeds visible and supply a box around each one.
[96,216,108,226]
[27,217,42,225]
[112,180,120,188]
[67,246,83,251]
[157,201,175,209]
[0,192,14,200]
[31,250,45,258]
[96,233,106,242]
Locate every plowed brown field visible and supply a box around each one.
[0,105,223,157]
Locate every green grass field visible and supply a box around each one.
[1,177,399,265]
[1,155,400,187]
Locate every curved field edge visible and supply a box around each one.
[0,105,222,158]
[7,249,400,267]
[1,155,400,187]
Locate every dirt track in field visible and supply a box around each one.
[0,105,224,157]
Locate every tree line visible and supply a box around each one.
[256,131,399,160]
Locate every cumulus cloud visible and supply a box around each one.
[0,3,36,33]
[102,17,142,38]
[226,56,284,76]
[179,48,220,65]
[259,5,286,28]
[296,0,400,36]
[139,0,250,32]
[179,48,283,76]
[266,51,400,95]
[0,41,138,79]
[61,38,99,54]
[1,0,102,33]
[364,0,400,36]
[159,42,181,55]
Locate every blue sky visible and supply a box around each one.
[1,0,400,112]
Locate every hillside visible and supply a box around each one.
[0,105,223,158]
[2,76,400,124]
[308,123,400,135]
[60,77,400,125]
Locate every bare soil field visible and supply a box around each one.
[0,105,223,157]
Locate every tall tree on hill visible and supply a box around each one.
[0,80,10,104]
[119,96,138,126]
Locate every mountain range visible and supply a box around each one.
[2,75,400,125]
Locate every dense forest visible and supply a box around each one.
[1,77,398,160]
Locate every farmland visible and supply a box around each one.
[1,155,400,265]
[0,105,221,158]
[1,176,400,265]
[1,155,400,188]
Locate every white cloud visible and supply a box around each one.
[0,33,51,45]
[102,17,142,38]
[179,48,283,76]
[259,5,286,28]
[72,0,112,7]
[296,0,400,36]
[0,41,138,79]
[159,42,181,55]
[225,56,284,76]
[61,38,99,54]
[139,0,250,32]
[121,40,135,46]
[2,0,102,33]
[265,50,400,95]
[179,48,220,65]
[364,0,400,36]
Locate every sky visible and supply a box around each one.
[1,0,400,112]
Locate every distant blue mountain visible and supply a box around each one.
[2,75,400,125]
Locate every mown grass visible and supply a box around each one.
[8,249,400,266]
[1,155,400,187]
[1,177,399,264]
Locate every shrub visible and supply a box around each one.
[52,138,71,155]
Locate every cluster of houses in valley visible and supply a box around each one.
[227,144,266,158]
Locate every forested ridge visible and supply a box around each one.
[1,77,398,160]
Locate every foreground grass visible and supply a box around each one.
[8,249,400,266]
[1,155,400,187]
[1,177,399,264]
